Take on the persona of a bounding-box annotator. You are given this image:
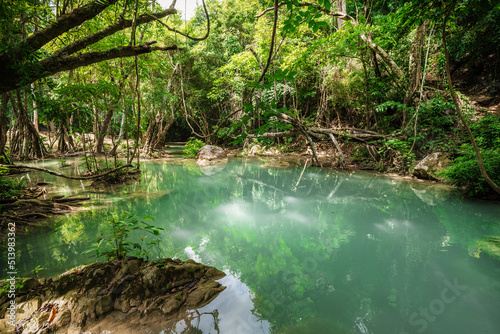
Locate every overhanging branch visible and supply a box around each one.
[40,42,179,78]
[255,1,354,20]
[16,0,120,55]
[51,7,178,58]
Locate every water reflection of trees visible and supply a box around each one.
[11,159,500,333]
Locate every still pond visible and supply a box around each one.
[7,158,500,333]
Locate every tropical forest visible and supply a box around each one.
[0,0,499,333]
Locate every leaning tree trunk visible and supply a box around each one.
[142,111,162,155]
[336,0,347,30]
[9,89,47,160]
[143,112,175,154]
[153,116,175,149]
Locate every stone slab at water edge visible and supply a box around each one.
[413,152,450,180]
[0,257,225,334]
[196,145,228,166]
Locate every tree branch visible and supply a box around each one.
[51,7,178,58]
[255,1,354,20]
[42,41,178,74]
[14,0,120,55]
[0,0,182,93]
[0,42,179,92]
[146,0,210,42]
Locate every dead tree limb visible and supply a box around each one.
[328,133,346,168]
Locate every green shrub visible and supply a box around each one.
[183,137,206,158]
[442,146,500,197]
[442,114,500,197]
[84,213,164,261]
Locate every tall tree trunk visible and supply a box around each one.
[31,83,39,132]
[404,21,427,106]
[94,78,125,154]
[110,106,127,156]
[10,89,47,160]
[153,116,175,150]
[336,0,347,29]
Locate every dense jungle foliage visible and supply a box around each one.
[0,0,499,197]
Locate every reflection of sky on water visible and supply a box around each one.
[182,241,271,334]
[194,274,271,334]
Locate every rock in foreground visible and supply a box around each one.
[0,258,225,334]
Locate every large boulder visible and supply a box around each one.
[196,145,228,166]
[413,152,450,180]
[0,258,225,334]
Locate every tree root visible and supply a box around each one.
[0,196,90,231]
[0,163,133,180]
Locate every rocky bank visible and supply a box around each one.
[0,257,225,334]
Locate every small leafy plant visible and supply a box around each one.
[31,265,45,278]
[0,277,27,295]
[84,212,164,261]
[0,167,26,199]
[183,137,206,158]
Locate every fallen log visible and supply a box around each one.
[246,130,299,138]
[309,127,388,141]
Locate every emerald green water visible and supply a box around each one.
[5,159,500,333]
